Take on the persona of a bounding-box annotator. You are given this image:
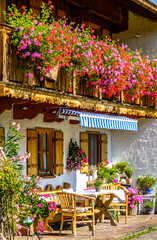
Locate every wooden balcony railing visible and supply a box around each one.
[0,24,156,110]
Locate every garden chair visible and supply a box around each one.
[38,190,62,232]
[87,182,129,224]
[101,183,129,224]
[56,192,95,236]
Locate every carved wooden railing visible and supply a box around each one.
[0,24,156,109]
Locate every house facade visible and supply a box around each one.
[0,0,157,190]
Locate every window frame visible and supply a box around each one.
[36,128,54,176]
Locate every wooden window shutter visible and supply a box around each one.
[80,132,88,173]
[0,127,5,149]
[100,134,108,163]
[54,131,64,175]
[27,129,38,176]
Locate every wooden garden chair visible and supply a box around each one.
[101,183,129,224]
[87,182,129,224]
[56,192,95,236]
[38,190,62,232]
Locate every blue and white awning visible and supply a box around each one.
[58,108,138,131]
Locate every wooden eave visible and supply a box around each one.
[0,81,157,118]
[116,0,157,21]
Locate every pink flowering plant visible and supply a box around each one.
[4,2,157,101]
[16,176,57,233]
[0,122,56,237]
[65,141,88,172]
[127,188,143,209]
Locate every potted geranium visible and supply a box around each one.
[144,201,154,214]
[128,188,143,215]
[136,175,157,195]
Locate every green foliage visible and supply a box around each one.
[144,201,154,209]
[120,226,157,240]
[136,175,157,190]
[94,179,102,186]
[125,167,133,178]
[114,161,128,174]
[97,162,117,183]
[0,123,56,236]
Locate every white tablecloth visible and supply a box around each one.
[74,189,126,202]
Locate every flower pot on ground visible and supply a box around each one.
[127,188,143,215]
[144,201,154,214]
[136,175,157,195]
[94,179,102,192]
[128,205,137,216]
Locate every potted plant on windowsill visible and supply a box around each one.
[144,201,154,214]
[136,175,157,195]
[94,179,102,192]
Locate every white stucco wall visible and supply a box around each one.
[0,109,112,191]
[112,11,157,184]
[113,12,157,56]
[111,118,157,184]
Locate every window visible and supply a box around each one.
[37,128,53,175]
[80,132,107,173]
[88,133,99,166]
[27,128,63,177]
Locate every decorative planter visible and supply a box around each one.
[145,208,153,214]
[144,188,153,195]
[126,178,132,184]
[128,206,137,216]
[95,186,101,192]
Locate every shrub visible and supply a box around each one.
[136,175,157,190]
[125,167,133,178]
[114,161,128,174]
[144,201,154,209]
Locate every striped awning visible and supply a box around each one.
[58,108,138,131]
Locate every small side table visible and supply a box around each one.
[138,195,156,214]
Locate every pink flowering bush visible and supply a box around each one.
[128,188,143,209]
[16,176,57,233]
[65,141,88,172]
[4,2,157,102]
[0,123,56,236]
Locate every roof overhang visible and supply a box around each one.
[0,82,157,118]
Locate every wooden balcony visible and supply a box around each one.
[0,24,157,119]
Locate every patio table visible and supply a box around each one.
[74,189,125,226]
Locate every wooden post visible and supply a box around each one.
[73,71,77,95]
[155,97,157,109]
[0,0,6,23]
[0,26,10,82]
[120,90,124,103]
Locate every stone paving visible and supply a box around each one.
[16,215,157,240]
